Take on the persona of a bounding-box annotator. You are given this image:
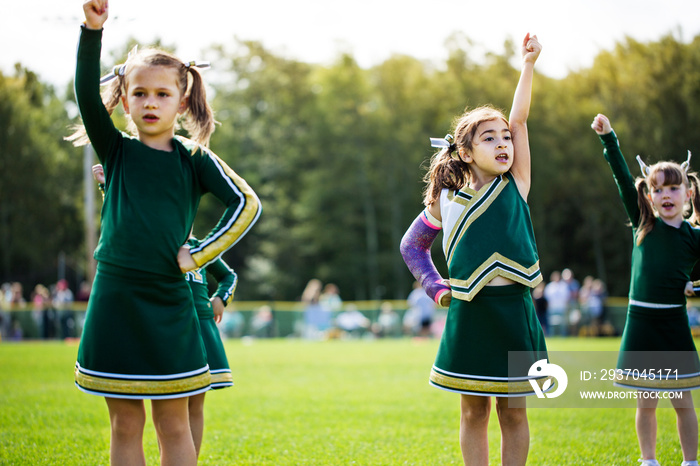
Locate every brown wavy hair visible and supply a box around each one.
[67,47,216,148]
[423,106,508,206]
[634,161,700,245]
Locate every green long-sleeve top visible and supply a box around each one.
[600,131,700,305]
[185,238,237,319]
[75,26,261,278]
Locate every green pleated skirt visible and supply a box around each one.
[199,316,233,389]
[430,284,548,396]
[615,304,700,391]
[75,263,211,399]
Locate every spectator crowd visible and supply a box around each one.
[0,269,656,342]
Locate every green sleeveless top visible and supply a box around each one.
[439,172,542,301]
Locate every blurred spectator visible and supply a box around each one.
[335,304,370,338]
[251,305,274,338]
[406,281,436,337]
[5,282,26,340]
[578,276,594,308]
[372,302,401,338]
[76,281,92,302]
[402,307,419,336]
[1,282,10,306]
[9,282,25,306]
[320,283,343,314]
[532,282,547,334]
[53,279,75,339]
[0,282,11,339]
[301,279,327,339]
[544,271,569,336]
[578,276,594,329]
[31,284,51,338]
[562,268,580,308]
[221,309,245,339]
[562,268,581,334]
[587,279,607,336]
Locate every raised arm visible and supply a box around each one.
[75,0,119,161]
[509,33,541,200]
[591,113,641,225]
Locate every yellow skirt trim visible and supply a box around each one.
[430,368,546,395]
[211,371,233,386]
[75,366,211,396]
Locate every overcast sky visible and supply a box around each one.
[3,1,700,89]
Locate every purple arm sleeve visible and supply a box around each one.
[400,211,451,306]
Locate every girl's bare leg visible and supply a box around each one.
[636,394,659,461]
[105,397,147,466]
[151,397,197,466]
[460,394,491,466]
[671,392,698,462]
[188,393,206,459]
[495,396,529,466]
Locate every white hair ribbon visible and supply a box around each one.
[429,134,455,149]
[99,45,139,86]
[185,61,211,71]
[636,155,651,177]
[681,150,692,172]
[99,65,126,85]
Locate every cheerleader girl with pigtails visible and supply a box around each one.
[69,2,261,464]
[592,113,700,466]
[400,33,547,466]
[93,164,238,461]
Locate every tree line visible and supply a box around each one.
[2,32,700,301]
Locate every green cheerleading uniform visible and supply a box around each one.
[600,131,700,391]
[429,172,548,396]
[185,237,236,389]
[73,26,261,399]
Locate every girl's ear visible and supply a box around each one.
[121,95,130,114]
[459,148,472,163]
[178,95,189,114]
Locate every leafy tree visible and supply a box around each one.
[0,67,82,289]
[7,32,700,302]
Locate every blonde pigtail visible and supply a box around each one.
[181,66,217,148]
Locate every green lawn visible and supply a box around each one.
[0,337,695,465]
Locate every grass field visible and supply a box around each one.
[0,337,696,465]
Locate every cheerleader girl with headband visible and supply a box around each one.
[68,1,261,464]
[401,33,546,466]
[593,113,700,466]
